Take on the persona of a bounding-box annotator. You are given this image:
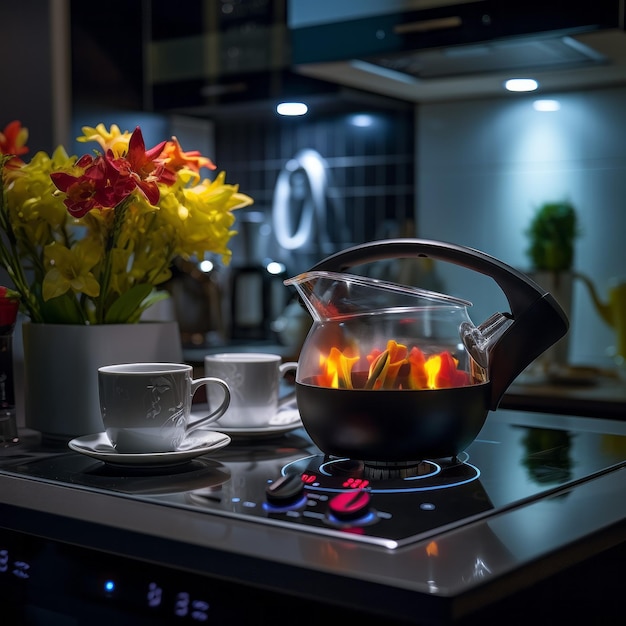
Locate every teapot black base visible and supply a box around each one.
[296,379,491,462]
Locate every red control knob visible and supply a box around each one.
[266,473,305,506]
[328,489,371,522]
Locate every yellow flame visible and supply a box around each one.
[317,341,468,390]
[424,354,442,389]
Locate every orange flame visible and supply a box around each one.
[426,541,439,557]
[317,340,470,390]
[318,346,359,389]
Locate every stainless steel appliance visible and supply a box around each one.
[1,408,626,624]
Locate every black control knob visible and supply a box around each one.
[266,473,305,506]
[328,489,371,523]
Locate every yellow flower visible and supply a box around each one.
[157,170,252,264]
[42,239,101,300]
[6,147,74,244]
[1,122,253,324]
[76,123,131,158]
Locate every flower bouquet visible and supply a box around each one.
[0,121,253,324]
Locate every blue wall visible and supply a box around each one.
[417,86,626,369]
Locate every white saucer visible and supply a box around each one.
[68,430,231,468]
[193,407,303,439]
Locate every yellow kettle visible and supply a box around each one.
[575,273,626,362]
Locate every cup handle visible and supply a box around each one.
[186,377,231,434]
[278,361,298,409]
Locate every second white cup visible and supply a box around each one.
[204,353,298,428]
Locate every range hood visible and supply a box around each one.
[289,0,626,102]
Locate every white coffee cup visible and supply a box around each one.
[98,362,231,454]
[204,353,298,428]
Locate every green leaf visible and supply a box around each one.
[40,293,85,324]
[126,289,171,324]
[104,284,155,324]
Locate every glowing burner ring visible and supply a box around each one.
[282,452,480,495]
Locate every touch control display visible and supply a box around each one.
[0,526,389,625]
[0,527,219,624]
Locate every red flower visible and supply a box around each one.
[161,137,216,175]
[0,121,29,157]
[51,155,114,217]
[114,126,170,203]
[50,127,171,217]
[0,120,29,169]
[0,286,20,328]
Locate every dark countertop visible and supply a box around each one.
[2,409,626,624]
[502,368,625,419]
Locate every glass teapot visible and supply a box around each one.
[284,239,568,462]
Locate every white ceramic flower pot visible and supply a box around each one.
[22,321,183,442]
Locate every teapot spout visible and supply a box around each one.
[575,272,614,327]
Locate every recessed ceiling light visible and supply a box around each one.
[533,99,561,112]
[504,78,539,92]
[266,261,286,275]
[350,114,374,127]
[276,102,308,116]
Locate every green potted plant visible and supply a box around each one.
[525,201,579,272]
[524,200,580,372]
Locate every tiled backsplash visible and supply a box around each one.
[214,109,415,261]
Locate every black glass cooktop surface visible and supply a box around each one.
[2,411,626,549]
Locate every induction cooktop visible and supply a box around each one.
[1,408,625,549]
[2,409,626,625]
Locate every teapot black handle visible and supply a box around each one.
[310,238,569,409]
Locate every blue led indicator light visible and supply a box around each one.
[104,580,115,593]
[148,582,163,607]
